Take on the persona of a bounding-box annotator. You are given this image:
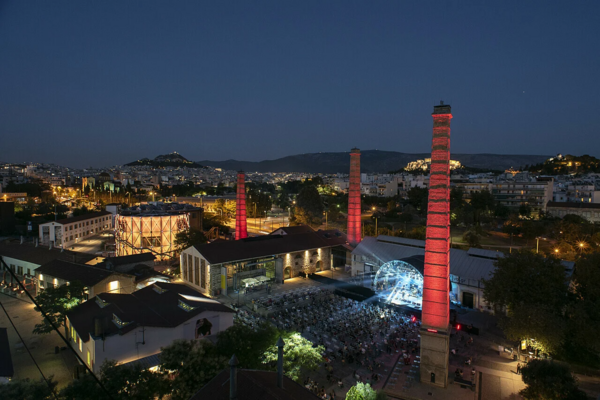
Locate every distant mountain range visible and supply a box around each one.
[198,151,550,174]
[126,152,204,168]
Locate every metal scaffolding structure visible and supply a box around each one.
[115,213,189,261]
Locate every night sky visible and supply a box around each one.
[1,1,599,168]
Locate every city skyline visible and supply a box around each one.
[2,1,600,168]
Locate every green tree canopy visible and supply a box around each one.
[406,187,428,216]
[0,378,57,400]
[262,332,324,382]
[59,360,170,400]
[33,280,87,335]
[566,253,600,355]
[175,228,207,252]
[295,185,323,220]
[216,321,280,370]
[482,251,569,353]
[345,382,386,400]
[520,359,586,400]
[159,339,227,400]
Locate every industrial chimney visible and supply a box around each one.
[235,171,248,240]
[347,148,362,246]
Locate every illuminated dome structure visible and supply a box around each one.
[374,256,424,309]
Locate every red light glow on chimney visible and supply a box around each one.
[347,148,361,246]
[421,104,452,331]
[235,171,248,240]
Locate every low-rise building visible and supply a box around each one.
[351,235,573,312]
[490,179,553,213]
[39,211,113,248]
[35,259,137,298]
[65,282,234,373]
[104,253,156,273]
[180,226,350,296]
[0,239,96,290]
[546,201,600,223]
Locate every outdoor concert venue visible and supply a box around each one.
[373,256,424,310]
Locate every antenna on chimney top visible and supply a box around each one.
[440,100,444,105]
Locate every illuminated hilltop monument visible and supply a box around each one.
[235,171,248,240]
[347,148,362,246]
[420,102,452,387]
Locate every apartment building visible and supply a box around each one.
[39,211,113,248]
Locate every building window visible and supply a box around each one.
[178,300,196,312]
[17,266,23,276]
[112,313,129,328]
[78,336,82,352]
[87,349,91,366]
[201,259,207,289]
[188,254,193,281]
[108,281,119,293]
[182,253,188,281]
[194,257,200,286]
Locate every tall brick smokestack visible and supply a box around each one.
[235,171,248,240]
[347,148,362,246]
[420,102,452,388]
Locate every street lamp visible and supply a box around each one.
[535,236,546,254]
[579,242,586,254]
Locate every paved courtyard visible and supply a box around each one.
[0,292,80,389]
[219,271,600,400]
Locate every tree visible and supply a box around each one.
[482,251,569,354]
[519,203,532,218]
[160,339,227,400]
[33,280,87,336]
[262,332,324,382]
[175,228,207,252]
[520,359,586,400]
[449,187,464,211]
[293,185,323,226]
[60,360,170,400]
[0,378,57,400]
[247,189,272,218]
[100,360,171,400]
[462,228,481,248]
[216,321,280,370]
[406,187,428,216]
[566,253,600,355]
[470,190,495,225]
[345,382,387,400]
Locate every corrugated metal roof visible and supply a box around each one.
[353,236,498,281]
[120,352,161,370]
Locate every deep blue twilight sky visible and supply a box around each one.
[1,1,599,168]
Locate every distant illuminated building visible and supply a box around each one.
[115,204,202,261]
[405,158,461,172]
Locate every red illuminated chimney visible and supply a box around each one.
[419,102,453,388]
[235,171,248,240]
[347,148,361,246]
[422,102,452,330]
